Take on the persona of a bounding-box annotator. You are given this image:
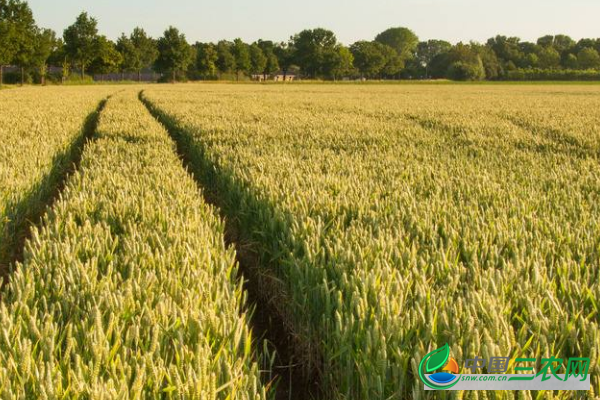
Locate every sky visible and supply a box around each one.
[27,0,600,45]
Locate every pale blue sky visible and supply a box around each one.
[28,0,599,45]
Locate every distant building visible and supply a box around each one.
[251,71,297,82]
[273,71,296,82]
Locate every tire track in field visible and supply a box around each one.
[406,111,595,158]
[139,91,321,400]
[497,113,594,158]
[0,97,109,285]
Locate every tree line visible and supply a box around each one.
[2,0,600,85]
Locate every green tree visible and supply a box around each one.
[575,38,600,55]
[1,0,36,85]
[117,30,158,81]
[445,43,485,81]
[89,36,122,76]
[31,28,57,85]
[447,60,485,81]
[63,12,99,79]
[0,13,16,86]
[216,40,235,77]
[375,27,418,67]
[564,53,578,69]
[116,34,136,73]
[273,42,294,79]
[416,40,451,78]
[474,44,502,79]
[381,44,404,78]
[486,36,525,69]
[553,34,575,52]
[350,41,386,78]
[154,26,193,82]
[291,28,338,78]
[524,53,539,68]
[537,34,575,53]
[249,43,267,77]
[232,38,250,80]
[537,35,554,48]
[129,27,158,81]
[518,42,541,68]
[536,46,560,69]
[324,45,354,80]
[256,40,280,79]
[195,42,218,77]
[577,48,600,70]
[265,51,279,78]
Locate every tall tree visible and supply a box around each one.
[518,41,540,68]
[195,42,218,77]
[486,36,525,69]
[63,12,99,79]
[273,42,294,79]
[564,53,578,69]
[375,27,418,68]
[0,13,16,86]
[575,38,600,55]
[553,34,575,53]
[154,26,193,82]
[325,45,354,80]
[473,44,502,79]
[249,43,267,77]
[232,38,250,80]
[381,44,404,78]
[116,33,136,74]
[216,40,235,77]
[31,28,57,85]
[536,46,560,69]
[257,40,280,79]
[537,34,575,52]
[291,28,338,78]
[350,41,387,78]
[444,43,485,81]
[1,0,36,85]
[577,48,600,70]
[118,29,158,81]
[416,40,451,78]
[89,36,122,76]
[130,27,158,81]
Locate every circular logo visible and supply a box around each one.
[418,344,460,390]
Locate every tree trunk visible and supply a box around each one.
[138,70,141,82]
[21,67,24,86]
[81,63,84,79]
[0,65,3,88]
[172,70,176,83]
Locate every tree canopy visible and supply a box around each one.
[375,27,418,66]
[154,26,193,82]
[2,6,600,84]
[63,12,98,78]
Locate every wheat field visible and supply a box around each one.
[0,83,598,399]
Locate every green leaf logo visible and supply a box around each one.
[425,343,450,373]
[419,344,460,390]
